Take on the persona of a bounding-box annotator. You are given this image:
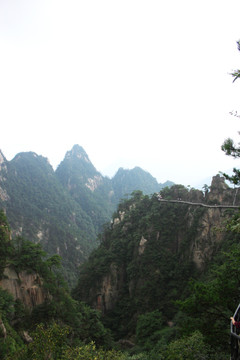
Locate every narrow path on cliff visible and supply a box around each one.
[158,199,240,209]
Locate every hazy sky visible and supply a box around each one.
[1,1,240,188]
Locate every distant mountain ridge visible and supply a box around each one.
[0,145,173,284]
[112,166,173,200]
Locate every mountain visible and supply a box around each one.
[73,175,240,339]
[0,145,172,284]
[55,145,115,234]
[0,150,96,285]
[112,166,173,201]
[1,160,239,358]
[55,145,173,234]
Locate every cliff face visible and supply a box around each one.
[0,266,49,309]
[93,263,125,313]
[0,209,49,318]
[189,175,240,269]
[76,175,240,317]
[188,206,223,269]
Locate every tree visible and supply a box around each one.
[221,137,240,185]
[11,236,47,274]
[175,242,240,353]
[221,41,240,184]
[46,254,62,271]
[158,331,224,360]
[14,322,69,360]
[202,184,209,196]
[231,40,240,82]
[136,310,164,350]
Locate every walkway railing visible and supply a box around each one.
[231,304,240,360]
[158,198,240,209]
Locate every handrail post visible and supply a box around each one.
[230,304,240,359]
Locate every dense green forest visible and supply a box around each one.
[73,184,240,358]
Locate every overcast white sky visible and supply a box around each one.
[1,1,240,188]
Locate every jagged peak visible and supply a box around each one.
[65,145,90,163]
[210,174,229,191]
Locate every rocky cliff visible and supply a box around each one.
[74,175,240,327]
[0,266,49,310]
[0,210,50,313]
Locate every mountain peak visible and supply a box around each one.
[65,145,90,163]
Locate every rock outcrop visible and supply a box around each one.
[0,266,49,309]
[207,174,237,204]
[0,318,7,339]
[93,263,125,313]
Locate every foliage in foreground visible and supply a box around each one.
[2,322,228,360]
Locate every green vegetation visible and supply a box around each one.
[136,310,165,351]
[0,152,97,286]
[0,211,116,359]
[74,187,205,321]
[0,145,171,287]
[1,173,240,358]
[72,181,240,358]
[55,145,115,235]
[2,40,240,357]
[0,211,11,278]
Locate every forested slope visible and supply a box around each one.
[73,177,240,357]
[0,145,170,285]
[0,151,96,285]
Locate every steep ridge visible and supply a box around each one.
[73,175,240,338]
[0,151,96,285]
[55,145,171,234]
[55,145,115,234]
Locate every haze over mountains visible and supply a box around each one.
[0,144,173,284]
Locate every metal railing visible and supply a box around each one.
[158,198,240,209]
[231,303,240,360]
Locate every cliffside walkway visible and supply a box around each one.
[158,199,240,209]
